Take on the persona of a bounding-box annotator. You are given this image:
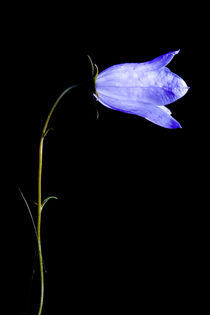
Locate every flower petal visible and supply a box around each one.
[143,106,182,129]
[97,50,180,82]
[138,49,180,71]
[96,67,189,106]
[95,93,181,129]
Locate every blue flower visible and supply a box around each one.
[94,50,189,128]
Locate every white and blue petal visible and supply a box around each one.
[97,50,180,82]
[96,67,189,107]
[94,93,181,129]
[143,106,181,129]
[95,50,189,129]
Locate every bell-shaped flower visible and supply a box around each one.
[94,50,189,128]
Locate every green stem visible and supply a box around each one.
[37,85,78,315]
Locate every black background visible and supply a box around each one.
[5,1,203,314]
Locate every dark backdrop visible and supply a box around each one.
[5,1,199,314]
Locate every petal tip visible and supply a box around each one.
[173,49,180,55]
[170,119,182,129]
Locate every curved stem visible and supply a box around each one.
[37,84,78,315]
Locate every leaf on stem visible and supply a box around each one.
[41,196,58,211]
[43,128,54,139]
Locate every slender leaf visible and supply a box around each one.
[41,196,58,211]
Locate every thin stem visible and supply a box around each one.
[37,84,78,315]
[37,135,44,315]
